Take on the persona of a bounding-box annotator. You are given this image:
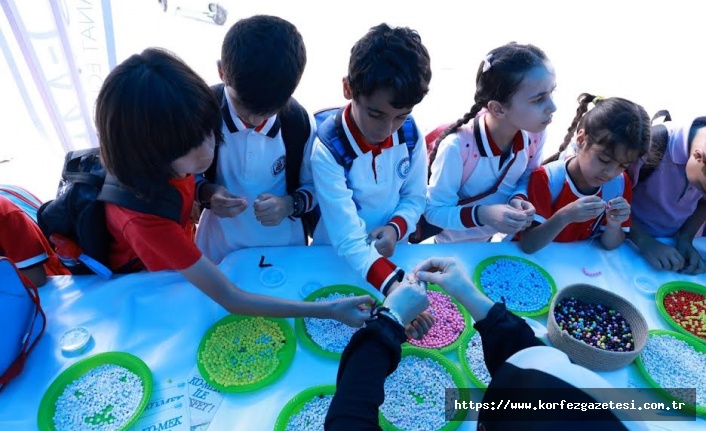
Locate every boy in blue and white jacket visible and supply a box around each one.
[311,23,431,297]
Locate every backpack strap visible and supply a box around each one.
[279,98,312,194]
[0,258,45,391]
[542,159,568,205]
[638,124,669,184]
[316,107,358,172]
[396,117,418,161]
[98,175,182,224]
[600,173,625,203]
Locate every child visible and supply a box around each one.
[0,195,70,286]
[520,94,651,254]
[96,47,371,326]
[628,116,706,274]
[194,15,318,265]
[425,42,556,243]
[311,23,431,297]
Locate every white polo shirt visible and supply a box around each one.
[311,105,427,292]
[196,88,317,264]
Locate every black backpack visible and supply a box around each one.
[206,84,319,239]
[36,148,182,276]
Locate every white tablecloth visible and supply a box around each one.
[1,240,705,430]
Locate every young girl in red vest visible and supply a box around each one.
[520,94,650,253]
[95,47,371,326]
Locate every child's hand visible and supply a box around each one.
[509,198,536,229]
[641,239,685,272]
[605,197,630,227]
[210,186,248,218]
[383,279,430,326]
[368,225,398,257]
[254,193,292,226]
[477,204,528,234]
[331,295,375,327]
[675,241,706,275]
[560,196,606,224]
[405,312,435,340]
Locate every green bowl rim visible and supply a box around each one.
[37,351,153,431]
[634,329,706,417]
[456,327,489,389]
[294,284,380,360]
[197,314,296,393]
[473,255,557,317]
[379,346,470,431]
[405,284,474,354]
[655,281,706,345]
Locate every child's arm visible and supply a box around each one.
[180,256,372,326]
[311,139,404,296]
[675,200,706,274]
[600,197,628,250]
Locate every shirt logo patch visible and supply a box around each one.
[272,155,286,176]
[396,156,411,179]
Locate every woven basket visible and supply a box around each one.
[547,284,648,371]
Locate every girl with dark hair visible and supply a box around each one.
[520,94,651,253]
[425,42,556,243]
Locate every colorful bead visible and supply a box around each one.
[464,332,491,386]
[304,293,360,353]
[409,291,466,349]
[199,317,286,387]
[285,394,333,430]
[53,364,143,431]
[479,258,552,312]
[554,298,634,352]
[663,290,706,340]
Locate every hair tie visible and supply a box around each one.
[482,54,493,73]
[592,95,604,104]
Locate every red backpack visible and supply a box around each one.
[0,257,46,391]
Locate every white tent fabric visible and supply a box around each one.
[1,0,115,153]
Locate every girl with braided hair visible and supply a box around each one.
[424,42,556,243]
[519,94,650,253]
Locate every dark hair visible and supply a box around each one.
[96,48,223,199]
[347,23,431,109]
[428,42,549,176]
[544,93,650,164]
[220,15,306,115]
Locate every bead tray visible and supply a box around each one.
[197,314,296,393]
[37,351,153,431]
[473,255,557,317]
[457,327,489,389]
[295,284,379,360]
[655,281,706,345]
[634,329,706,417]
[405,284,473,354]
[273,384,387,430]
[380,346,469,431]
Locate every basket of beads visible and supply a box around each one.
[547,284,648,371]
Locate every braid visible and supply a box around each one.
[427,102,483,179]
[543,93,595,164]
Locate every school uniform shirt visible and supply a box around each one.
[195,88,317,265]
[630,120,706,237]
[105,175,202,272]
[426,114,545,243]
[311,105,427,293]
[0,196,69,276]
[527,160,632,242]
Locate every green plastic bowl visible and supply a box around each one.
[294,284,378,360]
[473,255,557,317]
[197,314,296,393]
[457,327,489,389]
[655,281,706,345]
[380,346,469,431]
[37,351,153,431]
[634,329,706,417]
